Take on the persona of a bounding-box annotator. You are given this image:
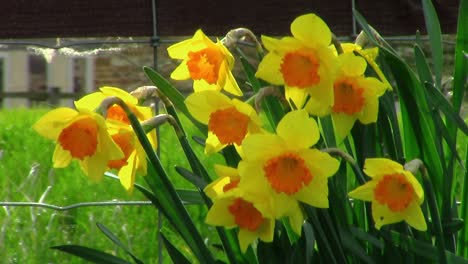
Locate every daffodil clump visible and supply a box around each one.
[34,87,156,192]
[33,11,452,262]
[162,13,427,251]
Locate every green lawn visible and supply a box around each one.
[0,108,223,263]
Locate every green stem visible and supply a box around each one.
[321,147,367,185]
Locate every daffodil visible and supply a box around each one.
[255,13,338,116]
[167,29,242,96]
[185,90,263,154]
[106,122,147,192]
[204,166,275,252]
[237,110,340,234]
[33,107,123,181]
[75,86,157,148]
[348,158,427,231]
[325,53,387,140]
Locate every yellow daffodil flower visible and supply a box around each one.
[75,86,157,149]
[237,110,340,234]
[348,158,427,231]
[326,53,387,140]
[204,165,275,252]
[255,13,338,116]
[33,107,123,181]
[167,29,242,96]
[185,90,263,154]
[106,122,147,192]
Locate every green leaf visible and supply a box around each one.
[457,144,468,257]
[341,228,375,264]
[51,245,131,264]
[414,44,434,85]
[421,0,443,89]
[161,234,192,264]
[451,0,467,114]
[349,226,384,249]
[175,166,208,190]
[176,189,205,205]
[96,223,144,264]
[302,221,315,263]
[424,82,468,136]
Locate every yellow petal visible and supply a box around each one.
[301,148,340,178]
[295,171,329,208]
[241,134,285,161]
[287,205,304,235]
[348,180,378,201]
[75,92,106,111]
[238,229,258,253]
[258,218,275,242]
[304,95,332,117]
[205,132,225,154]
[404,171,425,203]
[332,113,357,142]
[290,13,331,47]
[285,86,308,110]
[403,201,427,231]
[276,110,319,150]
[83,154,107,181]
[338,53,367,77]
[118,151,138,192]
[193,79,219,92]
[364,158,403,178]
[100,86,138,105]
[52,144,73,168]
[33,107,78,139]
[205,198,236,227]
[185,90,231,123]
[222,65,243,96]
[255,52,284,85]
[167,29,212,59]
[214,164,239,179]
[170,60,190,80]
[204,176,232,199]
[372,202,404,230]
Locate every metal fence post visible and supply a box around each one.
[48,87,61,107]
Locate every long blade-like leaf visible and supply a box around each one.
[421,0,443,89]
[161,234,192,264]
[96,223,144,264]
[51,245,131,264]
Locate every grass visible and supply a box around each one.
[0,108,224,263]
